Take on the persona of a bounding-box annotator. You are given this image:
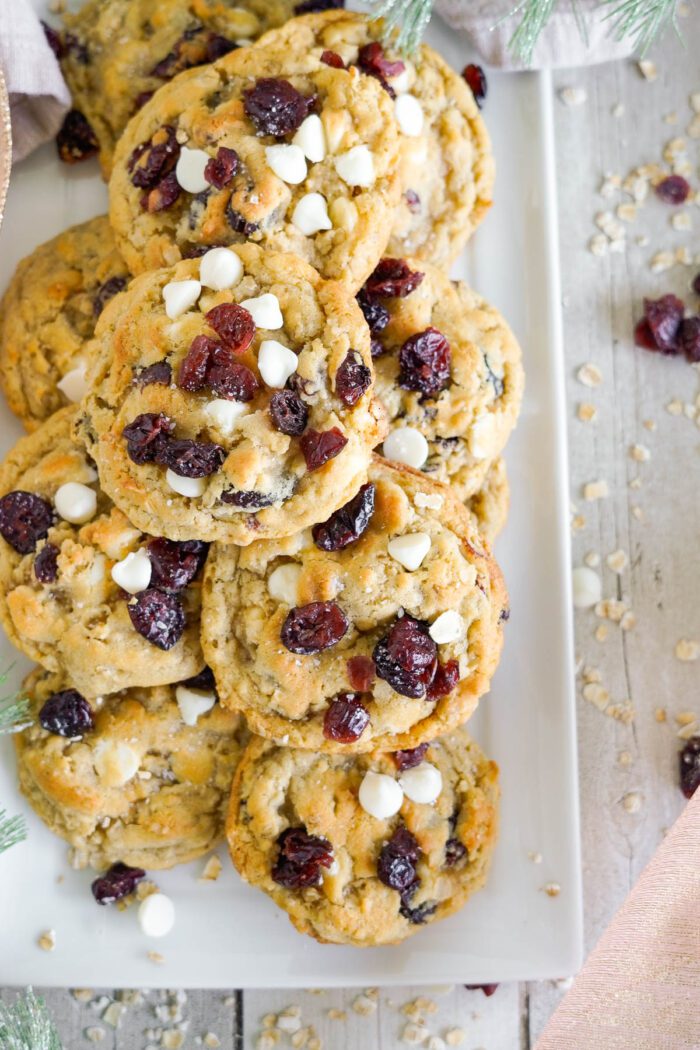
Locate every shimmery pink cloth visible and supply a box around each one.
[536,792,700,1050]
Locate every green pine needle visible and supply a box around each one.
[602,0,678,53]
[0,808,27,855]
[0,989,63,1050]
[368,0,434,53]
[0,666,31,735]
[508,0,559,63]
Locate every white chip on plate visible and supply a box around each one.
[175,146,210,194]
[240,292,283,330]
[399,762,443,804]
[291,193,333,236]
[334,145,375,187]
[258,340,298,388]
[387,532,431,571]
[292,114,327,163]
[358,771,403,819]
[138,893,175,938]
[111,549,152,594]
[199,248,243,291]
[265,144,307,185]
[163,279,201,319]
[382,427,429,469]
[54,482,97,525]
[165,470,207,498]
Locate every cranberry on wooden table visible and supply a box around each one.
[655,175,691,205]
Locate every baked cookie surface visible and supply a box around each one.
[466,457,509,544]
[59,0,303,174]
[0,407,205,696]
[203,456,507,752]
[227,728,499,946]
[0,216,129,431]
[360,257,524,501]
[79,246,384,544]
[254,10,495,268]
[108,42,401,288]
[16,666,245,871]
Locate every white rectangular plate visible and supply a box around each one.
[0,9,582,988]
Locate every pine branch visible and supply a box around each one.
[0,808,27,855]
[602,0,678,53]
[0,989,63,1050]
[0,667,31,735]
[367,0,434,53]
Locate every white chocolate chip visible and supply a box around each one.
[163,279,201,319]
[111,549,152,594]
[268,563,302,605]
[138,893,175,938]
[394,94,424,137]
[390,69,411,94]
[204,398,249,434]
[387,532,431,571]
[175,146,210,193]
[572,566,602,608]
[382,427,428,469]
[291,192,333,235]
[399,762,443,804]
[54,481,97,524]
[57,362,88,402]
[265,144,307,184]
[240,292,283,330]
[334,145,375,187]
[292,114,327,162]
[199,247,243,291]
[258,339,298,388]
[358,771,403,819]
[175,685,217,726]
[93,740,139,787]
[429,611,465,644]
[165,470,206,498]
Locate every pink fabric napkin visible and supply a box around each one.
[536,791,700,1049]
[0,0,70,163]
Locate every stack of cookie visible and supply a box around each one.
[0,4,523,947]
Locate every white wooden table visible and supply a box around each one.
[3,16,699,1049]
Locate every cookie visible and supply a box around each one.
[359,257,524,501]
[466,457,509,544]
[108,42,401,288]
[16,666,245,871]
[59,0,304,175]
[254,10,495,269]
[202,455,507,752]
[0,216,129,431]
[227,727,499,946]
[79,245,385,545]
[0,407,205,697]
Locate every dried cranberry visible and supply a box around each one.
[269,390,308,436]
[426,660,460,701]
[300,427,348,471]
[133,361,172,387]
[206,303,256,353]
[465,984,499,997]
[244,78,311,138]
[323,693,369,743]
[377,826,421,898]
[147,538,208,591]
[91,862,145,905]
[134,90,155,112]
[445,837,467,866]
[295,0,344,11]
[178,335,219,392]
[371,338,386,358]
[221,489,275,509]
[655,175,690,205]
[405,189,421,213]
[150,27,235,78]
[39,689,93,737]
[129,126,180,189]
[0,491,54,554]
[272,826,334,888]
[42,21,63,58]
[320,50,345,68]
[127,588,186,649]
[356,289,389,335]
[206,33,237,61]
[462,64,488,108]
[399,327,451,396]
[123,413,175,465]
[208,348,259,401]
[680,317,700,362]
[204,146,239,189]
[335,350,371,406]
[643,294,685,353]
[393,743,429,772]
[347,654,376,692]
[633,318,658,351]
[63,31,89,64]
[93,276,127,318]
[34,543,59,583]
[312,483,375,551]
[155,439,225,478]
[182,666,217,693]
[356,42,404,96]
[693,273,700,297]
[141,171,181,213]
[56,110,99,164]
[365,259,424,299]
[281,601,349,654]
[679,736,700,799]
[373,615,438,699]
[400,900,437,924]
[226,204,259,236]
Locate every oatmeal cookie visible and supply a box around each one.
[359,257,523,501]
[16,666,245,871]
[108,42,401,288]
[78,245,385,544]
[254,10,494,268]
[58,0,307,175]
[227,728,499,946]
[0,407,205,696]
[203,455,507,752]
[466,457,509,544]
[0,216,129,431]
